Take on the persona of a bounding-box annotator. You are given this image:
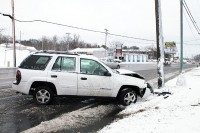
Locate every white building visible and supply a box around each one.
[123,53,148,62]
[122,49,148,62]
[0,43,37,67]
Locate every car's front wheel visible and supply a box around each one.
[33,86,54,105]
[118,88,137,106]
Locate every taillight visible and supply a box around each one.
[16,70,21,84]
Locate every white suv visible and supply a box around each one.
[12,51,150,106]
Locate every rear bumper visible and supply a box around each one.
[12,81,29,95]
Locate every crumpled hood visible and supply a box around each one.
[113,73,147,89]
[116,69,145,80]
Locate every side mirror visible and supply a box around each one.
[104,71,111,76]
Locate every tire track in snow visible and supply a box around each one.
[22,104,121,133]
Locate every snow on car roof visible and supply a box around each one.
[78,54,99,60]
[33,51,99,60]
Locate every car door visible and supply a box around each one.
[48,56,78,95]
[77,58,113,97]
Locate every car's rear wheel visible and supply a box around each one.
[119,88,137,106]
[33,86,54,105]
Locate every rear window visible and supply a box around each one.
[19,55,52,70]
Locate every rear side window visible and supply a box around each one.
[52,57,76,72]
[19,55,52,70]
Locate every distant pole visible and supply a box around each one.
[155,0,165,88]
[104,28,108,57]
[180,0,183,73]
[11,0,16,67]
[20,31,21,44]
[66,33,70,51]
[42,38,44,51]
[19,31,21,50]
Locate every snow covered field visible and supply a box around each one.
[22,67,200,133]
[0,43,35,67]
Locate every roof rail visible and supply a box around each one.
[34,50,79,55]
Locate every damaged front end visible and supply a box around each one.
[140,83,154,98]
[117,69,154,97]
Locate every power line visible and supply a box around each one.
[0,12,156,42]
[183,10,197,40]
[185,0,200,33]
[108,36,155,45]
[183,0,200,34]
[184,39,200,42]
[177,42,200,45]
[108,33,155,42]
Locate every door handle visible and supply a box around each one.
[51,75,57,78]
[81,77,87,80]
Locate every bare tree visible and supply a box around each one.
[144,45,157,59]
[130,46,139,50]
[0,29,100,51]
[71,34,80,49]
[0,29,11,44]
[194,54,200,62]
[41,36,49,50]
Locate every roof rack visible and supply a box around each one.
[34,50,79,55]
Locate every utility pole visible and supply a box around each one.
[155,0,165,88]
[42,38,44,51]
[104,28,108,57]
[20,31,21,44]
[11,0,16,67]
[66,33,70,51]
[180,0,183,73]
[19,31,22,50]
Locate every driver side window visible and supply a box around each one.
[80,58,108,76]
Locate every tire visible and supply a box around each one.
[117,65,120,69]
[118,88,137,106]
[33,86,54,105]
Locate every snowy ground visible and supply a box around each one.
[21,67,200,133]
[99,67,200,133]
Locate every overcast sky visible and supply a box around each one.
[0,0,200,58]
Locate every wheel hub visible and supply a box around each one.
[124,92,135,105]
[36,89,50,103]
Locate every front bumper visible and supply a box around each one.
[141,82,154,98]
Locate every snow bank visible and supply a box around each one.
[176,72,187,87]
[99,68,200,133]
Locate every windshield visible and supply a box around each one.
[98,59,119,74]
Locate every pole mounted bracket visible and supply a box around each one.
[1,13,13,19]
